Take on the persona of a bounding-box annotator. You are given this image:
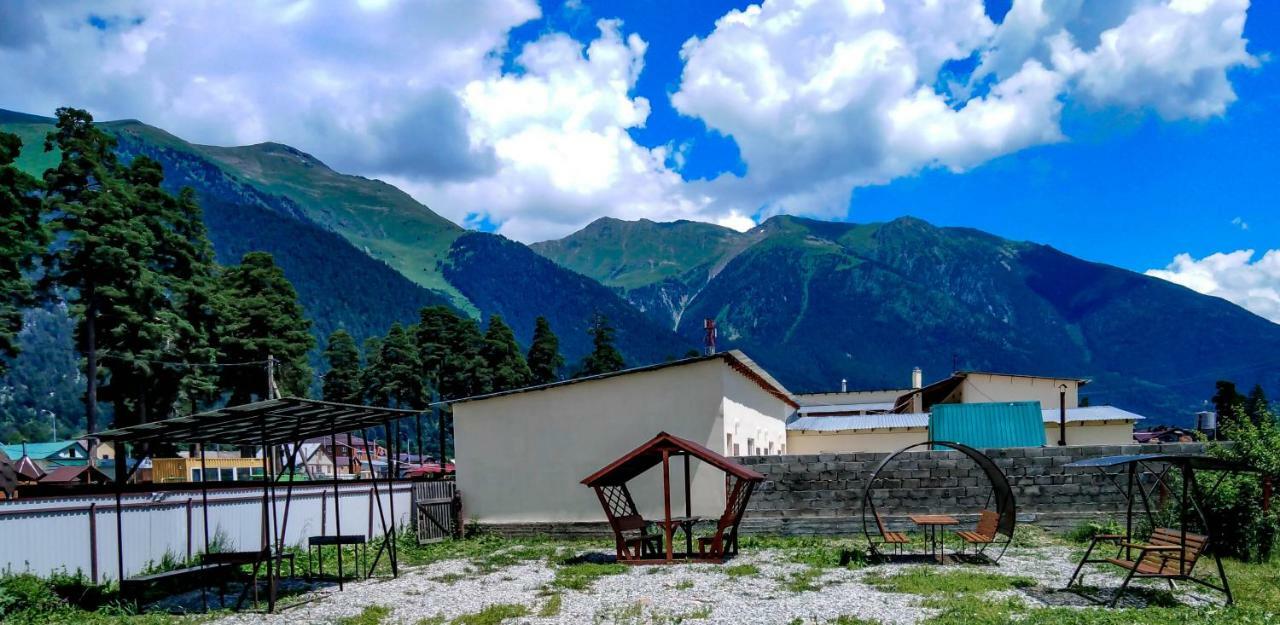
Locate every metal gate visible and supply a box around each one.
[413,481,457,544]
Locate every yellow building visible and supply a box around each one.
[151,457,265,483]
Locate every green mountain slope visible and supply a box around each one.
[536,215,1280,423]
[1,108,689,368]
[531,217,758,327]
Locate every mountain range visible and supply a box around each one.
[6,107,1279,424]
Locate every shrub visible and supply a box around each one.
[1066,519,1124,544]
[1204,409,1280,562]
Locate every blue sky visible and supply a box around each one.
[1,0,1276,322]
[508,0,1278,273]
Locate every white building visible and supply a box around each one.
[452,351,794,524]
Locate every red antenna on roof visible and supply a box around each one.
[704,318,717,355]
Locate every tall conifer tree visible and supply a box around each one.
[322,329,362,404]
[578,312,625,376]
[216,252,313,403]
[0,131,46,373]
[481,314,531,392]
[526,316,564,385]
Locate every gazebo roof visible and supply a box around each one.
[94,397,421,446]
[582,431,765,487]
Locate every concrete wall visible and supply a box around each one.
[454,358,792,523]
[961,373,1080,409]
[740,442,1207,535]
[787,429,927,454]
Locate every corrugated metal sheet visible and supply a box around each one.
[929,401,1046,449]
[797,402,896,415]
[788,413,929,431]
[1039,405,1145,423]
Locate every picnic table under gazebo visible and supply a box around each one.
[581,431,764,564]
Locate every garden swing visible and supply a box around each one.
[1063,453,1261,606]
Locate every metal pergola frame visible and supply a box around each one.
[94,397,424,612]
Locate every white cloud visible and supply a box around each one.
[0,0,1260,243]
[1232,216,1249,230]
[673,0,1258,220]
[0,0,536,183]
[1147,249,1280,323]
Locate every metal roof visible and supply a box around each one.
[94,397,421,446]
[450,349,796,408]
[0,440,84,460]
[787,405,1145,432]
[582,431,764,487]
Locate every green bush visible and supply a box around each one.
[1066,519,1124,544]
[1204,408,1280,562]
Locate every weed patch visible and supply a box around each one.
[450,603,529,625]
[553,562,627,591]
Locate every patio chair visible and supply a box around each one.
[870,511,910,556]
[616,514,663,559]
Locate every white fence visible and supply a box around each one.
[0,482,411,582]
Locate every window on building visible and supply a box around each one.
[204,468,220,481]
[726,433,733,454]
[747,438,755,455]
[191,468,202,482]
[767,441,774,455]
[220,468,235,481]
[733,443,740,456]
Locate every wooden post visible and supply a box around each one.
[88,503,98,584]
[662,450,672,562]
[683,452,691,519]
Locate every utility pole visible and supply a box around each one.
[266,354,277,400]
[1058,384,1068,447]
[433,388,445,466]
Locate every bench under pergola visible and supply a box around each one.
[581,431,764,564]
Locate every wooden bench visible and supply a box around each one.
[955,510,998,549]
[119,562,237,601]
[870,512,910,556]
[1066,527,1225,607]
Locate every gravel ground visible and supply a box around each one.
[190,544,1221,625]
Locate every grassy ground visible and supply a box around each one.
[1,530,1275,624]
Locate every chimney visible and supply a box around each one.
[911,367,922,390]
[703,318,717,355]
[841,379,847,393]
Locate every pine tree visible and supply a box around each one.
[482,314,531,392]
[322,329,362,404]
[216,252,313,403]
[526,316,564,385]
[438,315,490,399]
[40,108,157,434]
[99,157,221,425]
[0,131,46,373]
[578,312,625,376]
[414,305,457,394]
[364,323,425,409]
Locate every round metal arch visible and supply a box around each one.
[860,440,1017,560]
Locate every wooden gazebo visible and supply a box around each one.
[581,431,764,564]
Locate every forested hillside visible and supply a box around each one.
[536,215,1280,422]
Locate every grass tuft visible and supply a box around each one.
[552,562,628,591]
[450,603,529,625]
[864,569,1035,595]
[335,605,392,625]
[724,564,760,578]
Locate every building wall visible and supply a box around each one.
[1043,421,1135,446]
[960,374,1080,409]
[794,389,909,406]
[787,429,927,454]
[456,359,738,523]
[151,457,263,483]
[721,366,790,456]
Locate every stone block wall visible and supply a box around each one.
[737,442,1207,535]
